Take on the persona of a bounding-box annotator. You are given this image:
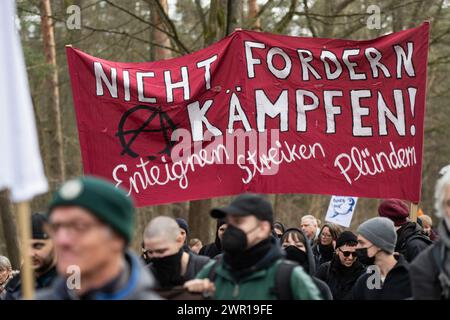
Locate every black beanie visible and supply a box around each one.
[32,212,50,240]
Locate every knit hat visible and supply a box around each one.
[357,217,397,254]
[335,231,357,248]
[378,199,409,226]
[176,218,189,235]
[48,176,134,244]
[31,212,50,240]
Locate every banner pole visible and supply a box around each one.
[16,201,35,299]
[410,202,418,223]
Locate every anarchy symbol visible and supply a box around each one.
[116,105,178,160]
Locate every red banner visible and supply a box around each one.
[66,23,429,206]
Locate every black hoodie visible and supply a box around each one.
[199,219,226,259]
[315,254,365,300]
[282,228,333,300]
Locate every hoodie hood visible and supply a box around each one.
[282,228,316,275]
[214,218,226,250]
[396,221,426,249]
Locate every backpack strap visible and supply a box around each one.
[272,260,296,300]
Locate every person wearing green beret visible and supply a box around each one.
[36,176,161,300]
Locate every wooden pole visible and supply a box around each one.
[410,202,418,223]
[0,190,21,269]
[16,201,34,299]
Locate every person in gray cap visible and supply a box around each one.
[184,193,322,300]
[351,217,412,300]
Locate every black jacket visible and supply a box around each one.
[184,252,211,280]
[315,256,365,300]
[312,243,335,267]
[3,266,57,300]
[36,251,161,300]
[199,219,226,259]
[396,222,432,262]
[410,220,450,299]
[283,229,332,300]
[352,255,412,300]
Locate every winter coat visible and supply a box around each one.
[410,220,450,299]
[195,237,321,300]
[312,243,335,267]
[199,220,225,259]
[35,251,161,300]
[315,256,365,300]
[184,252,211,280]
[3,266,57,300]
[396,222,432,262]
[352,254,411,300]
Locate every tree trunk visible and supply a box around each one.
[188,0,245,244]
[225,0,241,36]
[39,0,65,189]
[0,191,21,269]
[188,199,214,244]
[150,0,171,61]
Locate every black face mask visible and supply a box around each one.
[150,249,184,288]
[222,224,258,254]
[285,245,308,265]
[355,247,376,266]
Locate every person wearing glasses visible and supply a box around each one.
[312,223,342,267]
[314,231,365,300]
[410,165,450,299]
[36,176,161,300]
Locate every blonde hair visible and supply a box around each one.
[189,238,202,247]
[418,214,432,227]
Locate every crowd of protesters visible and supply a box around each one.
[1,165,450,300]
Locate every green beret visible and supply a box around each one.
[48,176,134,243]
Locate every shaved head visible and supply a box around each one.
[144,216,180,243]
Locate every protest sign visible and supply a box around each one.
[66,23,429,206]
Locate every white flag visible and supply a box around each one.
[0,0,48,202]
[325,196,358,228]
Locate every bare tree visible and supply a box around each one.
[39,0,65,188]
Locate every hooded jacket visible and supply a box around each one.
[35,251,161,300]
[396,222,432,262]
[195,236,321,300]
[199,219,225,259]
[315,254,365,300]
[283,228,332,300]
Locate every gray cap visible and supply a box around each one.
[357,217,397,254]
